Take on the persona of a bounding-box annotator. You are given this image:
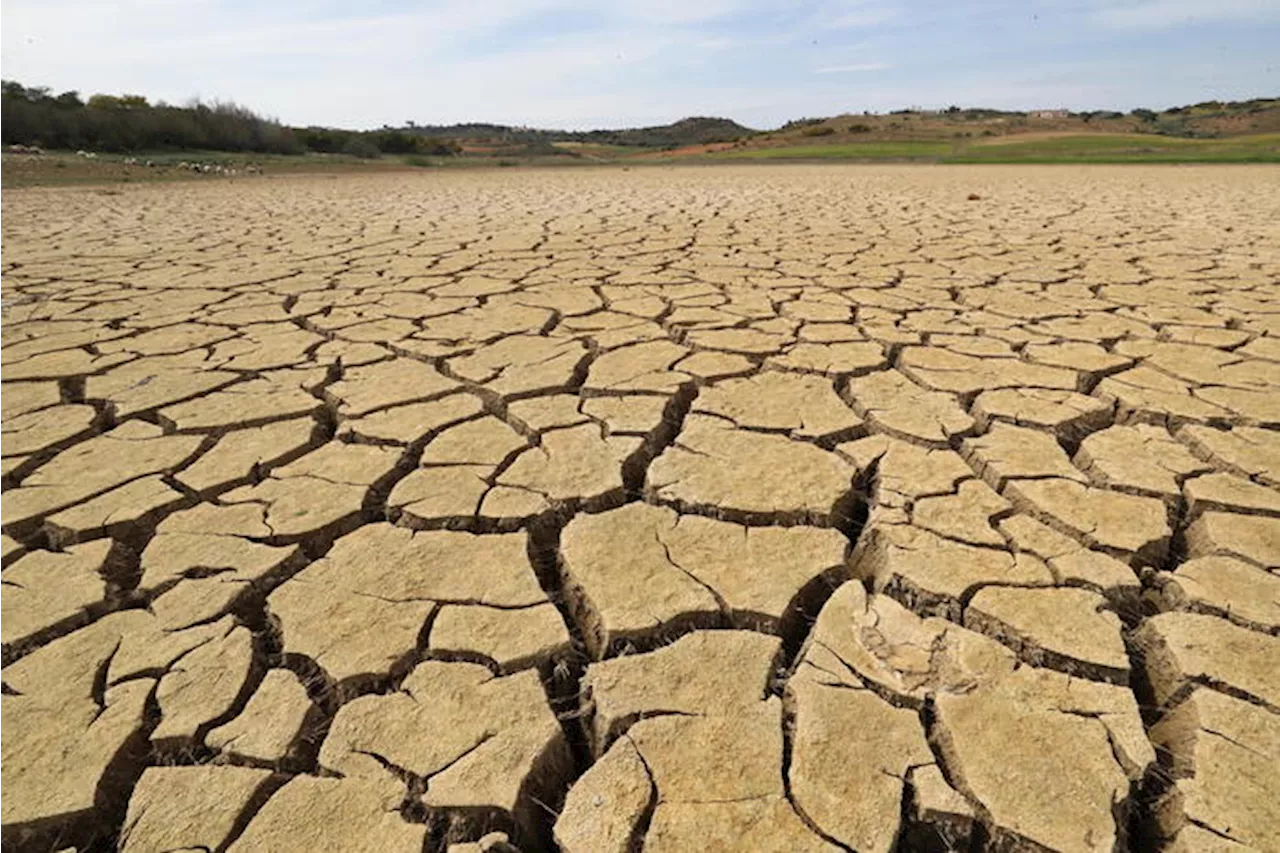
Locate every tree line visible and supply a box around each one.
[1,81,459,158]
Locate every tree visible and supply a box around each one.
[1131,108,1157,123]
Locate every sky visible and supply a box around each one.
[2,0,1278,130]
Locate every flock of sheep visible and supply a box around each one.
[6,144,265,176]
[167,160,264,175]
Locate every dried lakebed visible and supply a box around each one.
[1,164,1278,853]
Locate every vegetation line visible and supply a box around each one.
[3,80,1277,188]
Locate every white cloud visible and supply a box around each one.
[610,0,753,25]
[817,1,900,29]
[814,62,891,73]
[1093,0,1279,28]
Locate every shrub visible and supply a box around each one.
[417,137,460,156]
[341,137,381,159]
[295,126,352,153]
[368,129,420,154]
[847,123,871,133]
[801,125,835,137]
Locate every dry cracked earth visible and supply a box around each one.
[1,164,1278,853]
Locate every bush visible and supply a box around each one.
[781,117,825,130]
[801,125,835,137]
[367,129,419,154]
[295,126,353,153]
[417,137,460,156]
[847,123,871,133]
[341,136,381,159]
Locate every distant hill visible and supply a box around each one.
[588,117,755,147]
[403,116,755,149]
[391,100,1280,160]
[734,98,1280,152]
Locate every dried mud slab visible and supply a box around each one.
[119,765,275,853]
[793,581,1152,853]
[783,584,972,850]
[219,440,402,543]
[691,370,863,441]
[205,668,313,765]
[483,423,640,520]
[582,629,779,750]
[1074,423,1210,503]
[3,165,1278,851]
[559,503,847,655]
[1134,612,1280,710]
[630,705,836,852]
[157,373,324,433]
[1003,477,1171,565]
[1148,688,1280,851]
[558,628,833,849]
[970,387,1113,444]
[269,524,564,684]
[227,774,426,852]
[858,522,1055,621]
[2,615,155,845]
[845,368,975,447]
[964,585,1129,682]
[645,414,856,523]
[1146,555,1280,634]
[996,514,1142,605]
[1,538,114,652]
[320,660,570,845]
[339,393,483,446]
[323,357,459,418]
[1184,510,1280,567]
[174,417,320,496]
[2,420,202,535]
[1177,423,1280,487]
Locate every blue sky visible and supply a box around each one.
[2,0,1277,130]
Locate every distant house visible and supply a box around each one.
[1029,109,1068,119]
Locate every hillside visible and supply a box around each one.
[715,98,1280,157]
[403,116,754,153]
[395,98,1280,162]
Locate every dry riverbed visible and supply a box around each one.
[2,165,1278,852]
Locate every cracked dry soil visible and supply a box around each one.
[1,164,1278,853]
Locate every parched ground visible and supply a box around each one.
[2,165,1278,853]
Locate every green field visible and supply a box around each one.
[696,133,1280,164]
[551,141,647,158]
[710,141,954,160]
[946,133,1280,163]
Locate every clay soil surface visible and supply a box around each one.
[2,165,1279,853]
